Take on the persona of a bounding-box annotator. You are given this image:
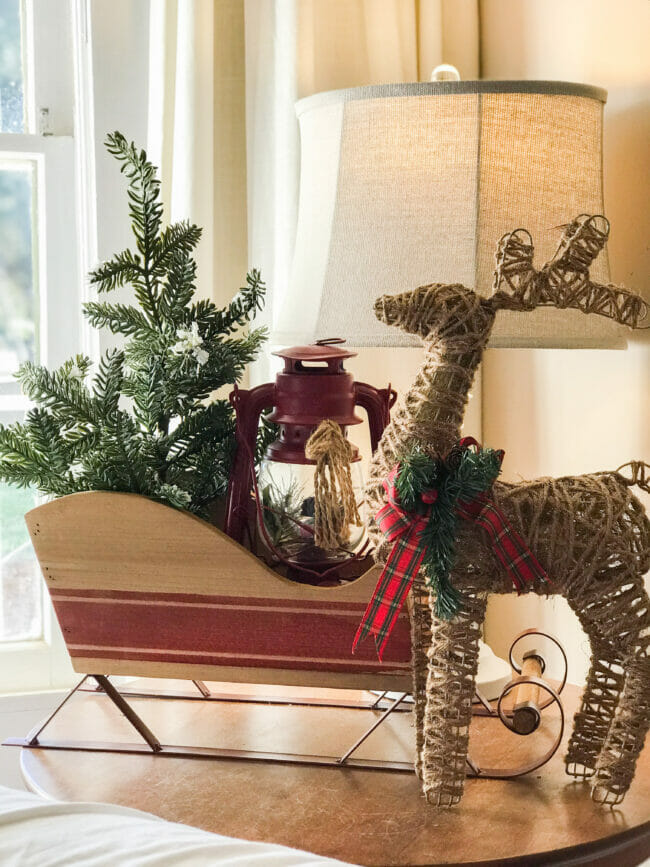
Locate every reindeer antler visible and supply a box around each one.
[492,215,648,328]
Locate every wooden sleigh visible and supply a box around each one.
[7,490,416,770]
[26,491,412,690]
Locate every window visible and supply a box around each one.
[0,0,25,134]
[0,154,40,645]
[0,0,83,691]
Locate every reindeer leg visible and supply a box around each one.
[591,583,650,805]
[564,581,645,780]
[409,572,431,780]
[564,638,626,780]
[591,650,650,804]
[420,588,486,807]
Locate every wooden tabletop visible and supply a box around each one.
[12,680,650,866]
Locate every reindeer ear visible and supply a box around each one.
[542,214,648,327]
[490,214,647,328]
[549,214,610,273]
[490,228,538,311]
[566,280,648,328]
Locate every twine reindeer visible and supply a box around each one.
[363,215,650,807]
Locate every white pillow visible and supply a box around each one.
[0,785,354,866]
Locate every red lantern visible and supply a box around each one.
[225,339,395,579]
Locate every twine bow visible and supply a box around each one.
[492,214,647,328]
[305,419,361,550]
[353,438,550,660]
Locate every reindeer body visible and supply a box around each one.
[367,217,650,807]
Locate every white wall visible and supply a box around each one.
[481,0,650,683]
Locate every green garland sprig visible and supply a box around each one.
[395,442,503,619]
[0,132,268,517]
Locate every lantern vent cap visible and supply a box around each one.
[272,339,357,364]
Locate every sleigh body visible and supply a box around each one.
[26,491,412,690]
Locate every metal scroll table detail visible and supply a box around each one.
[4,630,567,779]
[467,629,567,778]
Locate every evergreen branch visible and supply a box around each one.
[0,422,45,467]
[105,132,163,329]
[122,356,167,434]
[92,349,125,420]
[150,481,193,511]
[82,414,151,495]
[130,274,163,330]
[0,459,62,492]
[194,327,268,391]
[192,270,266,337]
[122,332,167,369]
[0,131,267,517]
[163,401,234,467]
[84,301,152,335]
[152,221,202,274]
[0,420,73,494]
[396,445,439,512]
[24,409,71,475]
[89,249,143,293]
[60,422,100,452]
[158,250,197,324]
[105,132,163,258]
[17,361,97,425]
[169,442,234,511]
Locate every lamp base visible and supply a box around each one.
[477,639,512,701]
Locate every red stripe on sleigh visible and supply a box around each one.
[51,589,412,672]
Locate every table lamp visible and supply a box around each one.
[275,77,615,348]
[274,76,613,696]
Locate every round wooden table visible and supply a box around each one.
[15,680,650,866]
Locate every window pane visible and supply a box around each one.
[0,481,41,641]
[0,156,41,642]
[0,0,24,133]
[0,159,37,383]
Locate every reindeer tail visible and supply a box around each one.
[616,461,650,494]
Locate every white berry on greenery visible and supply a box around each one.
[171,322,210,367]
[0,131,268,517]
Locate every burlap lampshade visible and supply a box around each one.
[275,80,619,348]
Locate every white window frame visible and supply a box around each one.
[0,0,91,693]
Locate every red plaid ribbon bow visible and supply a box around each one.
[352,440,549,660]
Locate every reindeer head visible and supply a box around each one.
[491,214,648,328]
[373,216,646,349]
[374,283,496,345]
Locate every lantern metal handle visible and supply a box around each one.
[354,382,397,451]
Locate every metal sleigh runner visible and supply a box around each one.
[358,214,650,807]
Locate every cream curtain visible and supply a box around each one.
[245,0,480,380]
[148,0,247,306]
[147,0,480,381]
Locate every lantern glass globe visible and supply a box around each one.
[258,459,367,570]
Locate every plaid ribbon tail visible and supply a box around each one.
[352,530,426,661]
[353,445,548,659]
[459,499,549,591]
